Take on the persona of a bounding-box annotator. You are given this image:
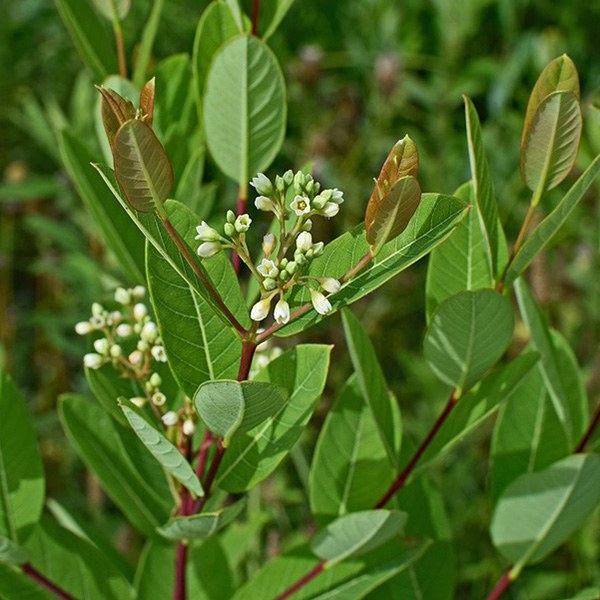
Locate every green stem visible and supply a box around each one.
[112,16,127,79]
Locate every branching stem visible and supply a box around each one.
[22,564,76,600]
[272,561,327,600]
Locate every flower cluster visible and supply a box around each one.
[194,170,345,326]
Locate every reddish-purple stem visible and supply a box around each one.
[173,543,189,600]
[22,564,76,600]
[251,0,260,35]
[375,392,458,508]
[272,561,327,600]
[485,569,512,600]
[575,400,600,453]
[195,430,215,481]
[232,189,247,275]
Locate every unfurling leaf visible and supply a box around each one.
[365,136,421,255]
[194,380,288,446]
[139,78,156,127]
[97,86,136,151]
[113,119,174,213]
[93,0,131,21]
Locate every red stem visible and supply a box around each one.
[22,564,76,600]
[575,400,600,453]
[272,561,327,600]
[375,392,458,508]
[173,543,188,600]
[251,0,260,35]
[195,430,215,481]
[485,569,512,600]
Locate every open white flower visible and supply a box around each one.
[250,173,273,196]
[235,214,252,233]
[258,258,279,278]
[151,345,167,362]
[197,241,221,258]
[274,297,290,324]
[152,391,167,406]
[310,289,332,315]
[296,231,313,253]
[195,221,221,242]
[251,294,275,322]
[291,195,311,216]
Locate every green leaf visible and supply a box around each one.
[55,0,117,79]
[491,454,600,573]
[203,35,286,183]
[522,55,580,148]
[312,510,406,566]
[194,380,288,446]
[59,394,171,536]
[0,536,28,565]
[25,517,134,600]
[521,91,582,195]
[365,176,422,256]
[504,155,600,287]
[146,200,246,398]
[490,367,570,505]
[514,278,588,444]
[425,183,493,319]
[310,376,397,525]
[86,364,137,425]
[193,1,240,109]
[157,498,246,541]
[217,345,331,492]
[121,406,204,497]
[0,564,54,600]
[424,290,514,392]
[0,369,45,544]
[464,96,500,277]
[342,310,401,468]
[93,0,131,20]
[260,0,296,41]
[59,130,145,283]
[279,193,468,336]
[416,352,539,476]
[132,0,163,88]
[114,119,174,212]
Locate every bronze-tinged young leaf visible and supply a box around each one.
[522,54,580,148]
[139,78,155,127]
[114,119,174,213]
[521,90,582,195]
[98,86,136,151]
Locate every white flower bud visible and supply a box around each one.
[130,396,147,407]
[296,231,313,253]
[129,350,143,366]
[161,411,179,426]
[331,188,344,204]
[141,321,158,342]
[250,173,273,196]
[257,258,279,278]
[182,419,196,436]
[319,277,341,294]
[149,373,162,388]
[75,321,93,335]
[321,202,340,218]
[109,344,122,358]
[93,337,110,355]
[151,345,167,362]
[137,340,149,352]
[151,391,167,406]
[114,287,131,305]
[108,311,122,325]
[89,315,105,329]
[83,353,104,369]
[133,303,147,322]
[291,195,311,216]
[302,219,313,232]
[274,298,290,325]
[251,295,274,322]
[254,195,276,212]
[310,289,332,315]
[116,323,133,337]
[195,221,221,242]
[197,241,222,258]
[132,285,146,300]
[262,233,277,257]
[235,214,252,233]
[91,302,104,317]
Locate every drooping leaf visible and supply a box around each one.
[309,376,397,525]
[55,0,117,79]
[0,536,29,565]
[121,406,204,498]
[203,35,286,183]
[425,183,493,319]
[0,369,45,544]
[522,55,580,148]
[312,510,406,566]
[259,0,296,41]
[194,381,287,446]
[504,155,600,287]
[139,78,156,126]
[491,454,600,573]
[113,118,174,212]
[521,91,582,194]
[464,96,500,277]
[146,200,246,398]
[490,366,570,505]
[216,345,331,492]
[59,131,145,283]
[342,310,401,467]
[157,498,246,542]
[93,0,131,21]
[424,289,514,392]
[59,395,171,537]
[279,193,468,336]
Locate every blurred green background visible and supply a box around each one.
[1,1,600,597]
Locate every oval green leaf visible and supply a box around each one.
[424,289,514,392]
[121,406,204,498]
[203,35,286,183]
[491,453,600,574]
[114,119,174,212]
[521,90,582,195]
[311,510,407,566]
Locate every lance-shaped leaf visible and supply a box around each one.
[365,136,421,255]
[522,55,580,149]
[424,289,514,393]
[194,380,288,446]
[139,78,155,127]
[311,510,407,566]
[491,453,600,574]
[113,119,174,212]
[93,0,131,20]
[98,86,136,151]
[260,0,296,41]
[0,536,29,565]
[157,498,246,542]
[521,91,582,196]
[121,406,204,498]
